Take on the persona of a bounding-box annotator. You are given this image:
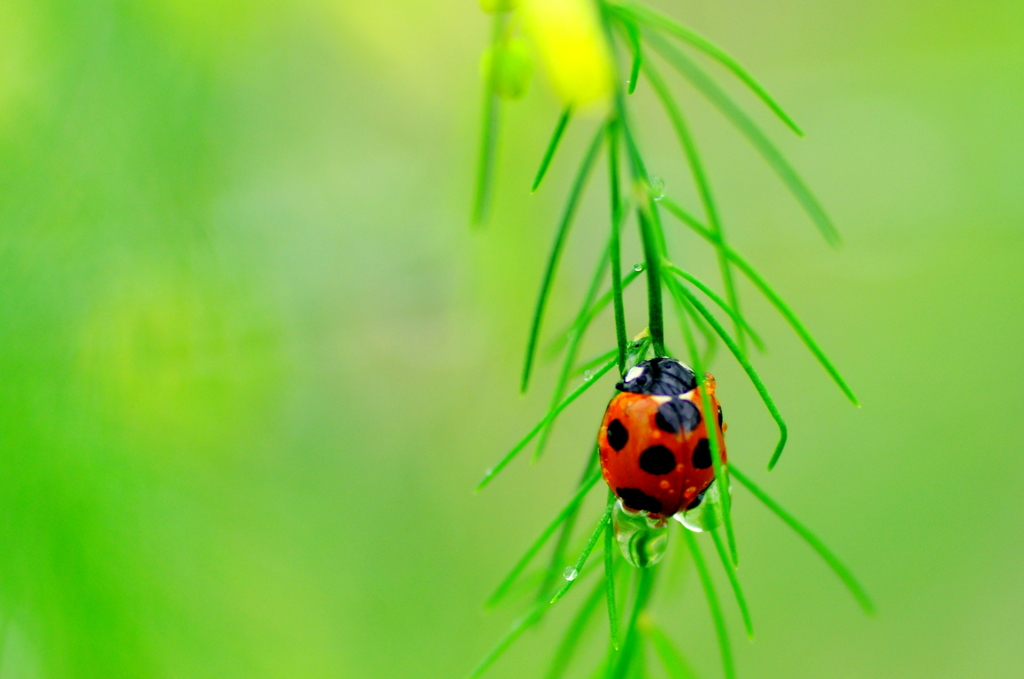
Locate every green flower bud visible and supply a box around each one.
[480,38,533,100]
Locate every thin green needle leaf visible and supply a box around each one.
[646,32,840,245]
[663,273,737,565]
[478,356,617,492]
[607,119,629,376]
[546,263,644,361]
[574,348,619,378]
[582,264,643,335]
[522,127,605,393]
[604,505,620,651]
[684,529,735,679]
[710,529,754,639]
[468,601,547,679]
[472,13,507,227]
[486,469,602,608]
[636,205,667,358]
[552,496,615,603]
[661,197,859,416]
[642,57,745,352]
[643,622,699,679]
[676,290,718,367]
[533,107,573,192]
[538,449,600,601]
[730,465,875,615]
[664,263,764,351]
[664,269,789,474]
[624,20,642,95]
[546,577,608,679]
[534,246,609,463]
[617,104,668,356]
[611,0,803,136]
[608,567,656,679]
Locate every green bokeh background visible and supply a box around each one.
[0,1,1021,677]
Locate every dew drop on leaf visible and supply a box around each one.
[649,176,665,201]
[612,500,669,568]
[674,479,729,533]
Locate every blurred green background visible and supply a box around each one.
[0,0,1021,677]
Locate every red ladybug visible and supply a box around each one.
[598,357,727,520]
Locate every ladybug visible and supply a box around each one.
[598,357,727,520]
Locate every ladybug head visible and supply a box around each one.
[615,357,697,396]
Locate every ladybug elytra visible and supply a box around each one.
[598,357,727,520]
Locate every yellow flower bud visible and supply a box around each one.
[480,38,533,100]
[519,0,614,110]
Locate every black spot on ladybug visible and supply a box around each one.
[686,488,707,510]
[692,438,712,469]
[639,445,676,475]
[606,419,629,451]
[616,357,696,397]
[717,405,723,428]
[655,399,702,434]
[616,487,663,514]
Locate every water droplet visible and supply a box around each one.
[612,501,669,568]
[583,370,594,380]
[562,567,579,581]
[649,176,665,201]
[633,262,644,272]
[674,479,730,533]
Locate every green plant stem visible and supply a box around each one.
[521,127,605,394]
[661,196,859,417]
[616,100,667,356]
[607,119,629,376]
[730,465,875,614]
[643,57,745,352]
[472,12,507,227]
[533,107,573,192]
